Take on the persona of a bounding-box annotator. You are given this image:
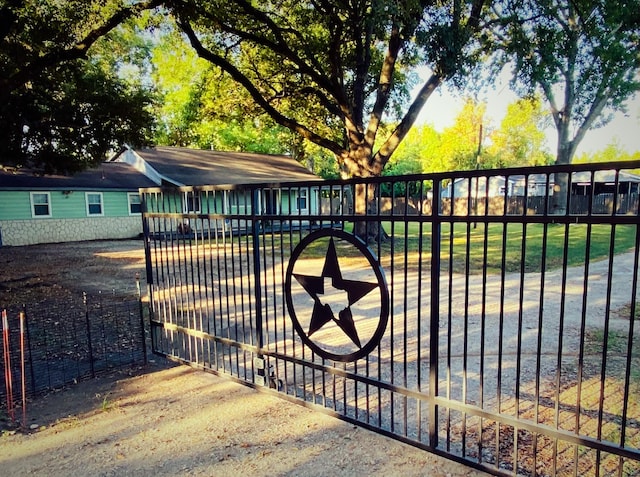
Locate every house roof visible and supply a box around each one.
[0,162,157,191]
[115,146,320,187]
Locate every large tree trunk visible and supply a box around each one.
[551,173,570,215]
[352,182,390,243]
[341,149,389,244]
[550,120,578,214]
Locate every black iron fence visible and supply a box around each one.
[141,161,640,476]
[1,290,147,409]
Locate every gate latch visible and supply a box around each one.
[253,356,267,386]
[253,356,283,390]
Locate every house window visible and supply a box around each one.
[184,191,201,213]
[30,192,51,217]
[86,192,104,216]
[128,193,142,215]
[297,189,308,211]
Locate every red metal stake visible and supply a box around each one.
[2,310,14,423]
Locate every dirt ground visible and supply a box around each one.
[0,240,487,477]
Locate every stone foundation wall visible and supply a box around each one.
[0,217,143,246]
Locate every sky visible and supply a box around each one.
[414,75,640,157]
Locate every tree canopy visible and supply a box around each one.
[2,0,639,175]
[151,29,297,154]
[486,97,552,167]
[489,0,640,165]
[162,0,489,179]
[386,97,552,176]
[0,0,160,172]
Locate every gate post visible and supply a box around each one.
[250,187,267,385]
[140,192,157,356]
[429,179,442,449]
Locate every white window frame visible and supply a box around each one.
[183,191,201,214]
[86,192,104,216]
[30,192,51,218]
[296,188,308,212]
[128,193,142,215]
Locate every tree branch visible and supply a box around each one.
[175,0,336,97]
[3,0,164,93]
[364,23,402,149]
[179,17,346,158]
[373,73,443,170]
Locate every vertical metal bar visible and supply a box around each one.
[148,193,161,353]
[446,193,454,452]
[201,191,213,368]
[23,306,36,396]
[403,180,410,437]
[513,220,527,472]
[72,301,80,378]
[228,191,241,375]
[462,198,472,457]
[192,199,205,365]
[178,189,195,361]
[429,178,442,449]
[389,185,396,433]
[478,179,490,464]
[180,192,191,361]
[532,219,549,474]
[169,193,181,358]
[342,361,348,414]
[83,292,95,377]
[268,193,279,370]
[553,220,571,476]
[619,214,640,457]
[376,190,382,423]
[214,195,227,371]
[595,220,618,476]
[416,180,425,441]
[187,195,199,363]
[216,190,227,370]
[42,308,52,390]
[251,188,265,384]
[496,188,509,467]
[574,175,594,473]
[140,192,158,355]
[236,190,250,380]
[136,273,147,365]
[277,188,288,392]
[242,189,254,347]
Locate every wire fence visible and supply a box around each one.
[1,290,148,416]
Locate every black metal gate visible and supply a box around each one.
[141,161,640,476]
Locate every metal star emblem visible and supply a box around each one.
[292,237,378,348]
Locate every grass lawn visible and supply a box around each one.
[323,221,639,274]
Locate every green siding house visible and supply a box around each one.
[0,163,157,246]
[1,146,322,246]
